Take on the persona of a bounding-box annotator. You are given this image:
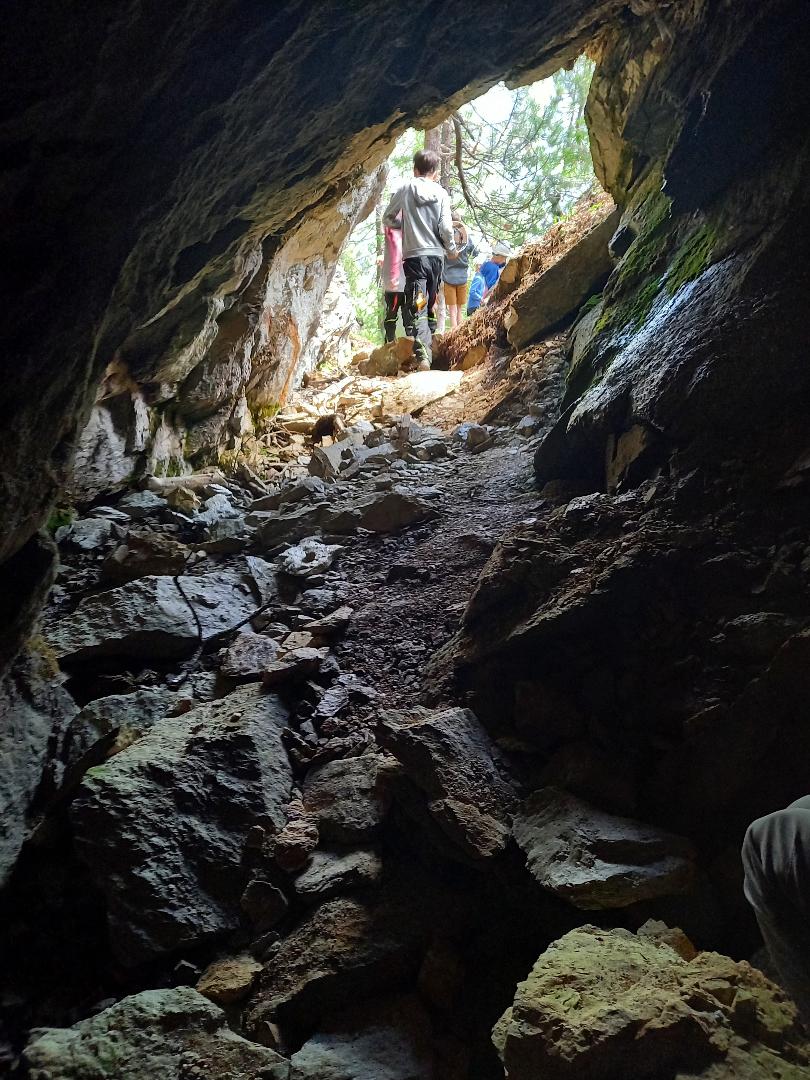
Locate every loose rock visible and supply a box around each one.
[379,707,517,860]
[24,987,289,1078]
[512,787,695,908]
[196,954,264,1005]
[294,849,383,903]
[71,686,292,965]
[303,755,393,844]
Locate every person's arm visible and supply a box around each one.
[382,188,403,228]
[437,192,455,254]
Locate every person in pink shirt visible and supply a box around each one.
[381,212,405,342]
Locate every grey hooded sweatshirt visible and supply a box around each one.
[382,177,455,260]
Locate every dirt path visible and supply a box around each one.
[331,437,541,715]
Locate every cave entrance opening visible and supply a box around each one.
[341,56,599,346]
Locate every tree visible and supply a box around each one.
[450,57,595,247]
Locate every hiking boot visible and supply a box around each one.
[416,357,431,372]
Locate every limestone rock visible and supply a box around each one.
[24,987,289,1079]
[307,605,354,639]
[255,502,335,547]
[117,490,167,520]
[303,755,393,844]
[379,371,463,417]
[512,787,695,908]
[272,800,320,872]
[378,707,517,860]
[291,995,434,1079]
[165,485,201,514]
[173,570,258,640]
[47,577,197,663]
[51,570,258,664]
[308,443,348,480]
[65,687,175,769]
[253,476,326,511]
[277,537,344,577]
[60,517,116,553]
[337,489,437,534]
[220,631,279,680]
[241,878,289,931]
[505,209,620,350]
[294,849,383,903]
[263,647,327,690]
[494,924,810,1080]
[102,530,188,584]
[245,554,280,604]
[71,686,292,965]
[358,339,412,376]
[196,955,264,1005]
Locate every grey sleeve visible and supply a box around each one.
[382,188,403,228]
[437,192,455,253]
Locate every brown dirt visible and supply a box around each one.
[435,186,614,370]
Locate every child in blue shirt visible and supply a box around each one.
[466,242,512,315]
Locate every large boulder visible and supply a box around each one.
[47,576,198,663]
[246,895,426,1032]
[378,707,517,860]
[512,787,695,908]
[24,987,289,1079]
[504,209,620,349]
[71,686,292,965]
[47,571,258,664]
[493,924,810,1080]
[0,647,76,886]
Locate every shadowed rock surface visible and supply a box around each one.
[71,686,292,965]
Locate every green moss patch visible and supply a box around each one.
[46,507,75,534]
[665,224,717,295]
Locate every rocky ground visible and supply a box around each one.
[4,330,810,1079]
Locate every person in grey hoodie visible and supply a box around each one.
[382,149,456,370]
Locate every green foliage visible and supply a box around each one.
[340,216,385,345]
[46,506,75,534]
[454,57,597,246]
[578,293,603,317]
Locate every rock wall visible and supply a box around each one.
[539,0,810,488]
[70,167,384,501]
[447,0,810,960]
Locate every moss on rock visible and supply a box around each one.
[665,223,718,295]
